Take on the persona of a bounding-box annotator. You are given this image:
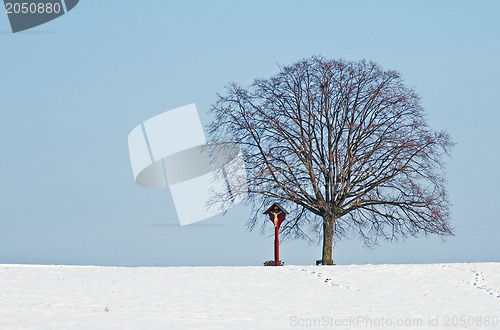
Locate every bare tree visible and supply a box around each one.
[208,56,454,265]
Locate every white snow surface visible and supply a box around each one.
[1,263,499,329]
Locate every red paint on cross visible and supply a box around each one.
[263,203,288,266]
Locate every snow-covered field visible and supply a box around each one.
[1,263,499,329]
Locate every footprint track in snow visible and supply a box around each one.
[299,269,361,291]
[433,264,500,299]
[470,269,500,299]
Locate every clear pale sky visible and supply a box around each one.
[1,0,499,266]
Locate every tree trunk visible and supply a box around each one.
[322,215,334,265]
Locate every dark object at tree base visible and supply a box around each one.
[316,259,335,266]
[264,260,284,266]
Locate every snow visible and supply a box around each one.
[1,263,499,329]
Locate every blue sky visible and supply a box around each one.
[1,0,499,266]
